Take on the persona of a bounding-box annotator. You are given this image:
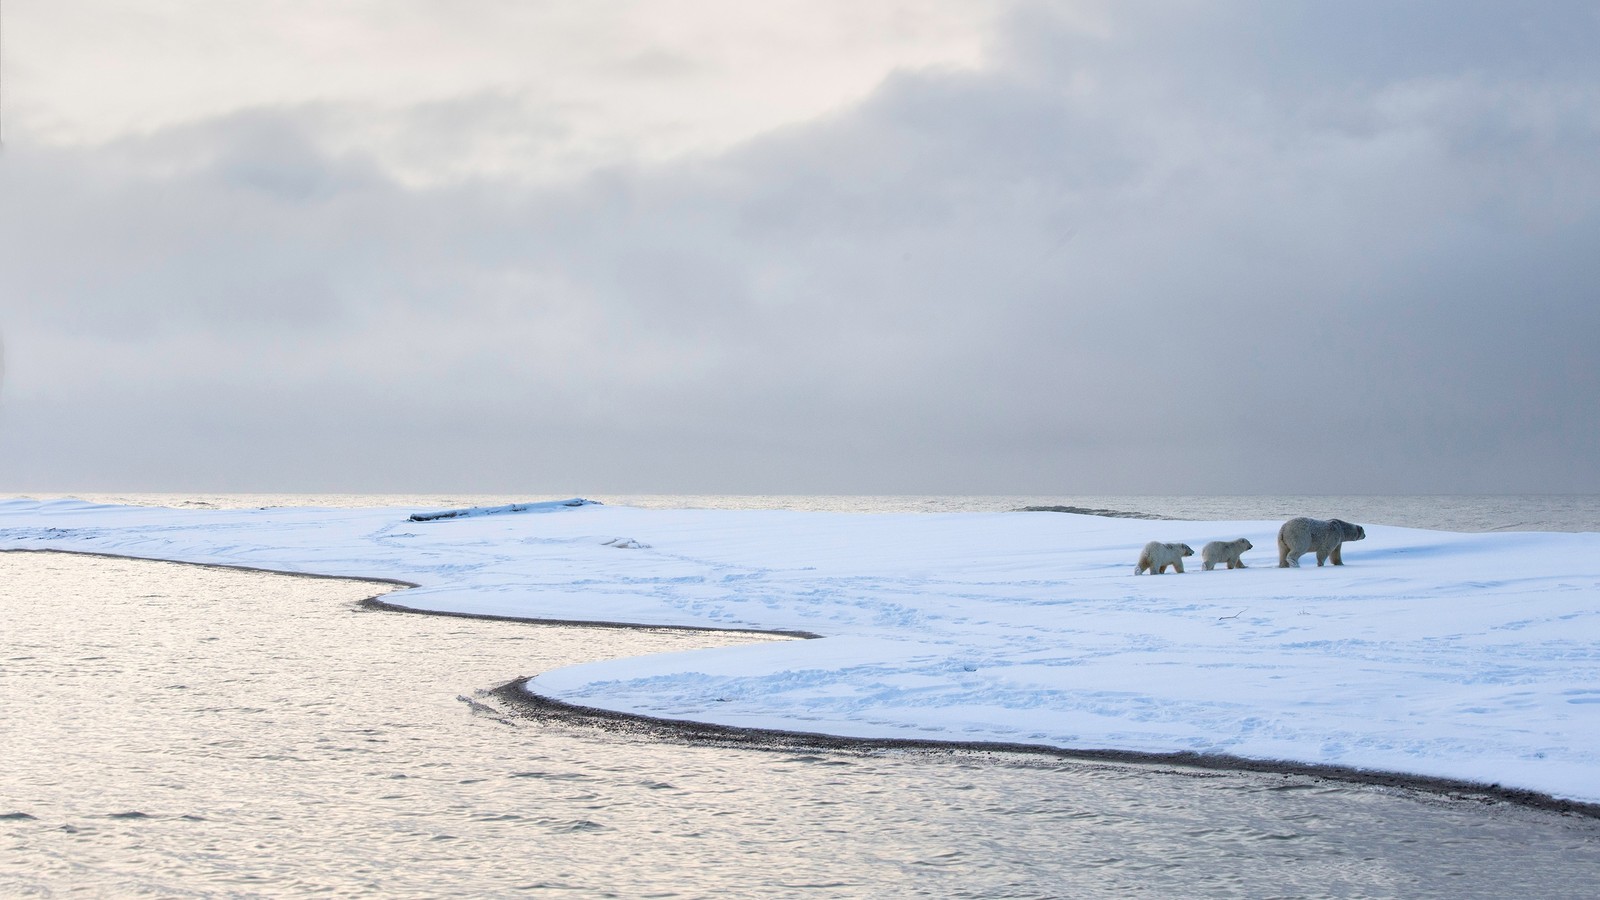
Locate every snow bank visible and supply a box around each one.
[3,497,1598,802]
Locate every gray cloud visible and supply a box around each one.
[3,1,1598,493]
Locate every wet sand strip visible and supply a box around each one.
[488,683,1600,821]
[360,595,822,639]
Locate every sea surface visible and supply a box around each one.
[4,495,1600,897]
[39,492,1600,533]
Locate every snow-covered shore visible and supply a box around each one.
[4,497,1598,803]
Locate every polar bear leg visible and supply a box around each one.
[1330,545,1344,565]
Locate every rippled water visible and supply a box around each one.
[5,551,1600,897]
[44,492,1600,532]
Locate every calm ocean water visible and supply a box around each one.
[43,492,1600,532]
[4,495,1599,896]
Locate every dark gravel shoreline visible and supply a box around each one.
[489,679,1600,820]
[359,594,823,638]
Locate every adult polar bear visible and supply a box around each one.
[1277,517,1366,567]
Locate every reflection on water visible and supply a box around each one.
[3,551,1599,897]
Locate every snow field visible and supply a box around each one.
[3,498,1597,802]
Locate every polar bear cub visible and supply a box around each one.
[1277,517,1366,567]
[1201,538,1252,570]
[1135,541,1194,575]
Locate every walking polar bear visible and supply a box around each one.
[1135,541,1194,575]
[1201,538,1252,570]
[1277,517,1366,567]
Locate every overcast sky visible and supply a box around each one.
[3,1,1598,495]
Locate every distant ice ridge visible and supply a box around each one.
[3,496,1599,804]
[409,498,599,522]
[1014,505,1170,520]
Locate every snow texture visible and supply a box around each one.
[3,497,1598,802]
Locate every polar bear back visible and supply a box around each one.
[1277,517,1365,567]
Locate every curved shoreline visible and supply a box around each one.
[8,547,1598,819]
[492,683,1600,819]
[359,595,822,639]
[1,547,425,590]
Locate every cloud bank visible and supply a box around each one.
[3,1,1598,493]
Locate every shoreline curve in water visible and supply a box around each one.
[493,682,1600,820]
[12,547,1598,819]
[359,595,823,639]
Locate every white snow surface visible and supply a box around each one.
[4,497,1599,802]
